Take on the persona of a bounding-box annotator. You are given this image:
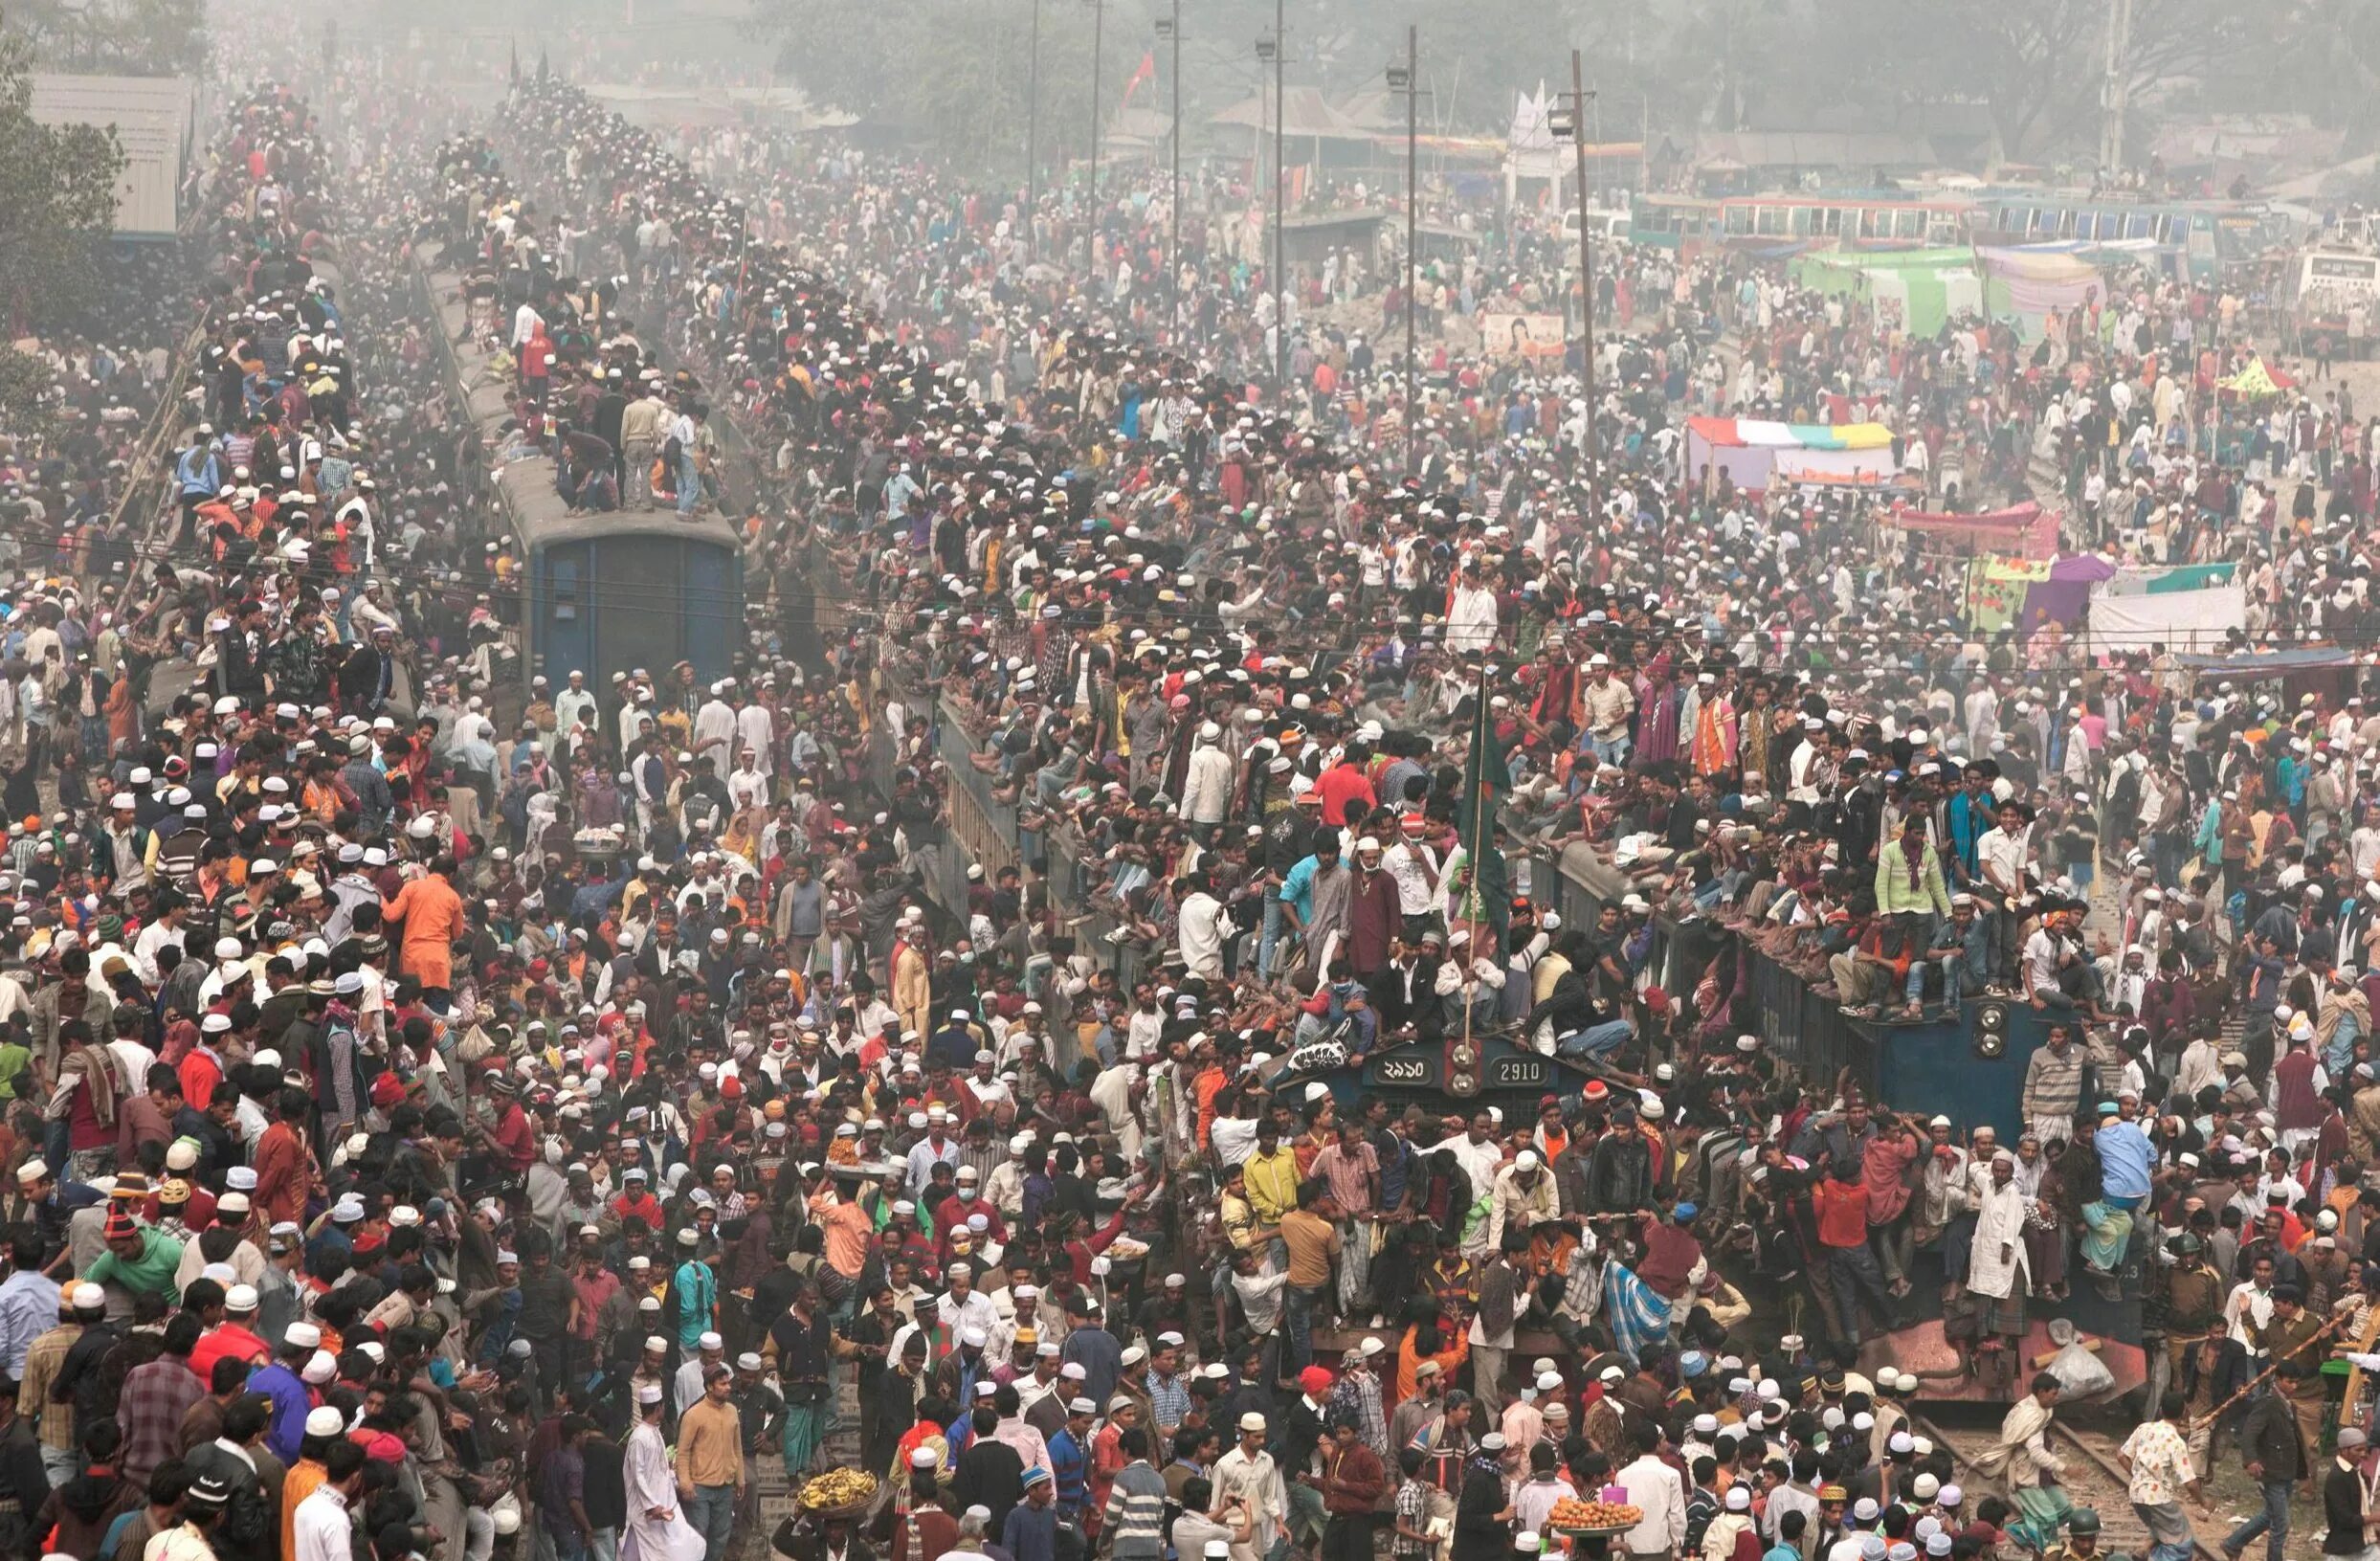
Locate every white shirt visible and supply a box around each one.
[1614,1453,1686,1555]
[1177,891,1225,981]
[294,1483,353,1561]
[2223,1280,2276,1349]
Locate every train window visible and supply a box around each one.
[1790,206,1813,235]
[1724,205,1753,235]
[1822,207,1845,235]
[1755,205,1786,236]
[2057,209,2077,237]
[550,557,581,620]
[2153,214,2173,243]
[1895,210,1924,239]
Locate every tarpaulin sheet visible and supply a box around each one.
[1769,447,1897,482]
[2086,584,2248,654]
[2020,554,2120,632]
[1966,557,2051,632]
[2099,562,2238,596]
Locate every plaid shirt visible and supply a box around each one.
[17,1323,80,1453]
[1143,1368,1191,1435]
[121,1355,206,1483]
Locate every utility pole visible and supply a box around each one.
[1388,30,1421,473]
[1157,6,1181,343]
[1275,0,1285,404]
[1088,0,1104,208]
[2100,0,2133,175]
[1553,52,1597,498]
[1257,3,1285,401]
[1026,0,1041,257]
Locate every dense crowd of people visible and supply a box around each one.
[14,21,2380,1561]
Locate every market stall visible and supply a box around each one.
[1682,415,1898,492]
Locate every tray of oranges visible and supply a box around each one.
[1546,1497,1642,1536]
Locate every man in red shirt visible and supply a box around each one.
[476,1071,538,1174]
[1315,746,1378,828]
[189,1281,272,1383]
[253,1088,313,1228]
[1811,1161,1902,1343]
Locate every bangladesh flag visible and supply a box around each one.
[1458,680,1512,936]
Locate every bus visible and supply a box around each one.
[2286,245,2380,355]
[1626,193,1723,253]
[1714,194,1977,248]
[1971,194,2298,282]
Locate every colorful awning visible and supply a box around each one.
[1684,416,1893,451]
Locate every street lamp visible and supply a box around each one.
[1551,53,1597,496]
[1256,24,1284,400]
[1156,10,1182,344]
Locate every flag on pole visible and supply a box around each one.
[1457,669,1512,936]
[1121,51,1155,109]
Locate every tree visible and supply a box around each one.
[0,26,127,332]
[1858,0,2249,162]
[6,0,204,77]
[751,0,1117,176]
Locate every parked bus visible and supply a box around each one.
[2285,245,2380,356]
[1625,193,1723,253]
[1972,194,2296,282]
[1714,194,1977,248]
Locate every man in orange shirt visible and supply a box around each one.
[805,1170,875,1289]
[382,854,465,1000]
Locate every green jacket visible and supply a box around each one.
[1873,839,1951,920]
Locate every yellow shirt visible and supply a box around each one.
[1244,1148,1301,1228]
[677,1395,746,1488]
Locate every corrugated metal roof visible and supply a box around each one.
[27,74,194,239]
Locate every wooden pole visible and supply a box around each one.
[2189,1308,2358,1433]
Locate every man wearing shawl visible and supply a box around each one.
[1600,1253,1672,1366]
[1971,1374,2068,1551]
[52,1030,125,1184]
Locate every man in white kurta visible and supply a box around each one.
[622,1384,707,1561]
[1967,1150,2032,1337]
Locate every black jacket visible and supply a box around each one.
[1587,1131,1655,1215]
[2238,1391,2308,1482]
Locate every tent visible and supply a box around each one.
[1792,249,1990,338]
[2085,585,2248,655]
[1890,502,2060,560]
[1973,246,2107,322]
[2217,358,2297,399]
[1963,553,2117,633]
[1682,417,1898,491]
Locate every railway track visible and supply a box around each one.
[1913,1413,2226,1560]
